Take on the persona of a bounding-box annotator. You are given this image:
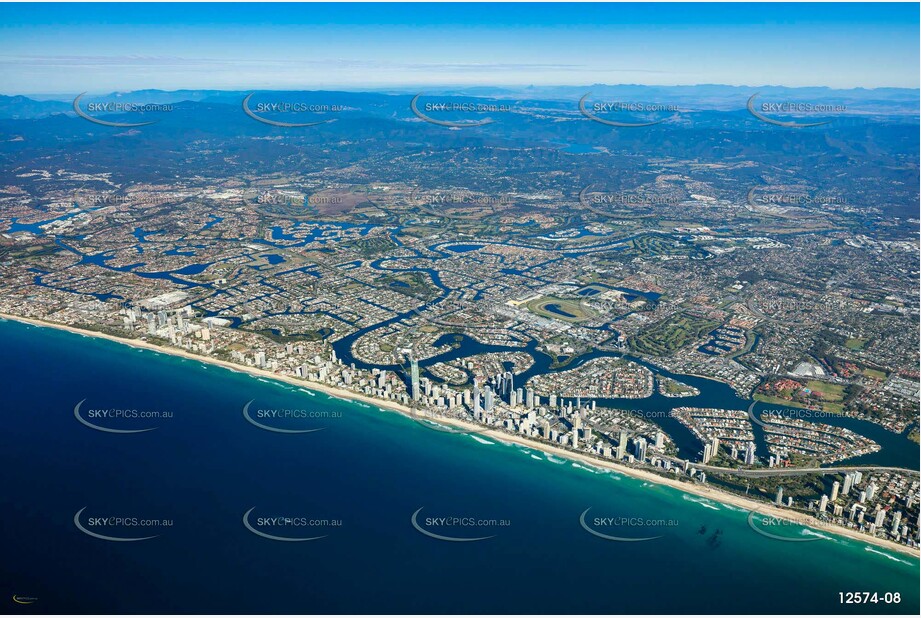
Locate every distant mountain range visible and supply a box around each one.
[2,84,918,119]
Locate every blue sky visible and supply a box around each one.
[0,3,918,93]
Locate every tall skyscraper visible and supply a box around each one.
[616,430,628,460]
[410,358,420,402]
[842,472,854,495]
[484,386,494,412]
[890,511,902,534]
[830,481,840,502]
[634,437,647,462]
[874,509,885,527]
[744,442,756,465]
[775,486,784,506]
[702,443,712,464]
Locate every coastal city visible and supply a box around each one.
[2,2,920,615]
[1,156,917,549]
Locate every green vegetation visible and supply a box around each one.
[622,233,708,259]
[630,312,721,356]
[374,272,439,301]
[752,393,813,409]
[248,328,327,343]
[844,337,868,350]
[754,379,847,414]
[658,375,699,396]
[345,235,399,258]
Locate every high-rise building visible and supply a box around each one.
[874,509,885,527]
[410,359,420,402]
[842,472,854,495]
[819,494,829,513]
[702,443,713,464]
[775,486,784,506]
[526,388,534,409]
[830,481,840,502]
[744,442,756,465]
[616,430,628,460]
[634,437,647,462]
[473,384,481,416]
[654,431,664,449]
[891,511,902,534]
[484,386,494,412]
[710,435,720,459]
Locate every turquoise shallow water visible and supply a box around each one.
[1,318,918,614]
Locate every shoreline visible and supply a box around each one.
[2,312,918,560]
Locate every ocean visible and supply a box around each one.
[1,318,918,614]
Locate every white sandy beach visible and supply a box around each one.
[2,312,918,560]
